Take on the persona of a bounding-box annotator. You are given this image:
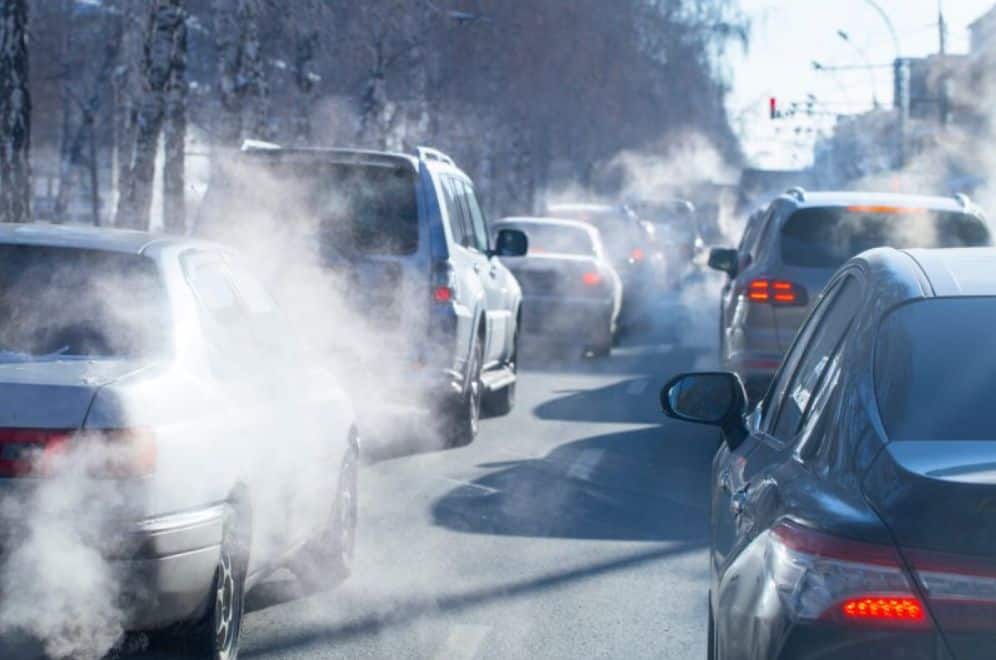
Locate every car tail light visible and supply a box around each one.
[768,521,929,628]
[746,279,808,306]
[630,247,645,263]
[432,261,456,304]
[582,272,602,287]
[433,286,454,303]
[0,428,156,479]
[905,548,996,632]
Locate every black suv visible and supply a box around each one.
[198,143,528,446]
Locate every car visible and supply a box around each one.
[490,217,622,357]
[629,199,703,288]
[198,143,528,445]
[661,245,996,660]
[709,189,991,401]
[0,223,358,660]
[544,202,654,325]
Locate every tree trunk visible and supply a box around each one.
[116,0,185,230]
[212,0,241,146]
[290,1,320,144]
[114,0,146,216]
[53,0,74,221]
[162,2,187,234]
[0,0,32,223]
[238,0,269,141]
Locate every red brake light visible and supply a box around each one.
[0,429,72,477]
[630,247,645,262]
[846,205,927,215]
[0,428,156,478]
[841,597,925,622]
[433,286,454,303]
[582,272,602,287]
[746,279,806,306]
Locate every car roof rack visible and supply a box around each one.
[954,193,971,208]
[241,139,282,152]
[416,146,456,166]
[785,186,807,202]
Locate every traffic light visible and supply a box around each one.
[769,97,778,120]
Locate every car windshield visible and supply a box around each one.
[202,160,419,256]
[875,297,996,441]
[781,207,991,268]
[0,246,168,359]
[506,224,596,257]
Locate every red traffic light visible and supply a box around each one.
[769,97,777,119]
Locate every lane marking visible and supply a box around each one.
[431,624,492,660]
[626,378,650,395]
[567,449,604,481]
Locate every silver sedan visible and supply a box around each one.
[493,217,622,357]
[0,223,357,660]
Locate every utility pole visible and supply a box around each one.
[938,0,947,55]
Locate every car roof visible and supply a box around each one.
[0,222,208,255]
[903,247,996,297]
[786,191,973,214]
[545,203,623,214]
[494,217,597,233]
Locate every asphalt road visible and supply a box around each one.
[3,292,722,660]
[231,300,721,660]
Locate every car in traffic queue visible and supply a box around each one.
[199,143,529,445]
[662,246,996,660]
[709,189,991,401]
[544,202,655,327]
[629,199,703,289]
[490,217,622,357]
[0,223,358,660]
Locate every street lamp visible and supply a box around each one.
[837,29,880,108]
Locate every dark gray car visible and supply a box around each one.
[709,189,991,400]
[663,246,996,659]
[0,223,357,660]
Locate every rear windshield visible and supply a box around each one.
[504,224,595,257]
[0,246,168,359]
[781,207,990,268]
[875,297,996,441]
[201,160,419,256]
[546,207,638,259]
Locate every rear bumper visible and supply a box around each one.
[776,623,949,660]
[117,506,225,630]
[521,296,614,339]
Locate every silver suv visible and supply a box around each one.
[709,188,991,401]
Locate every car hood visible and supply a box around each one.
[0,359,146,428]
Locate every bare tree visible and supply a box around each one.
[162,1,187,233]
[114,0,147,215]
[212,0,270,146]
[116,0,186,229]
[0,0,32,223]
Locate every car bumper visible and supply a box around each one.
[116,506,225,630]
[521,296,614,338]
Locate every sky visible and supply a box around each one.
[728,0,996,169]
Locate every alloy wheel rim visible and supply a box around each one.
[214,549,237,655]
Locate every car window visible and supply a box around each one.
[738,212,761,256]
[750,206,777,261]
[185,256,244,322]
[771,277,862,442]
[874,297,996,441]
[461,181,490,253]
[781,207,991,268]
[795,346,844,461]
[441,177,472,249]
[761,274,849,433]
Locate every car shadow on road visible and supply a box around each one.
[431,423,720,543]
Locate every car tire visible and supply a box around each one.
[587,323,613,358]
[291,441,359,589]
[182,505,248,660]
[483,331,517,417]
[443,338,482,447]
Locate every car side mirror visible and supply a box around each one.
[660,372,748,448]
[708,247,739,277]
[494,228,528,257]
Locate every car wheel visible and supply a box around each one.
[184,506,248,660]
[483,331,517,417]
[586,323,613,358]
[292,442,359,588]
[443,338,482,447]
